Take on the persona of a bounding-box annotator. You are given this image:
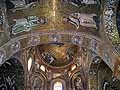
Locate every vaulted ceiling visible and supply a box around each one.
[0,0,120,90]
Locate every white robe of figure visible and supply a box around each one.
[82,0,97,4]
[70,13,97,29]
[0,53,4,65]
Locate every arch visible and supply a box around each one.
[30,72,47,90]
[0,31,116,71]
[51,79,66,90]
[89,56,112,75]
[70,70,87,90]
[53,81,63,90]
[102,0,120,53]
[89,56,113,90]
[11,52,28,90]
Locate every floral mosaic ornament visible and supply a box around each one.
[29,36,40,46]
[0,5,5,32]
[11,41,20,53]
[92,56,101,64]
[90,39,98,51]
[0,75,17,90]
[72,35,81,45]
[103,0,120,53]
[0,49,5,65]
[104,51,111,63]
[49,34,61,43]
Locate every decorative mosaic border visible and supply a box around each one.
[103,0,120,53]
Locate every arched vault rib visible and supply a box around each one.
[102,0,120,53]
[0,31,117,73]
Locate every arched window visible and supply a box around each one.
[40,65,46,72]
[54,81,63,90]
[71,64,77,71]
[28,57,32,71]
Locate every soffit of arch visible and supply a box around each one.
[102,0,120,54]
